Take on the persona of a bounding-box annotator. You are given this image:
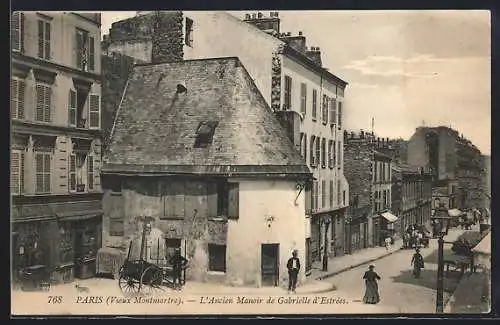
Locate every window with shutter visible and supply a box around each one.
[88,156,94,190]
[227,182,239,219]
[37,20,51,60]
[303,133,307,163]
[35,83,51,122]
[337,180,341,206]
[11,150,24,195]
[328,140,334,168]
[333,141,337,167]
[312,89,317,121]
[89,36,95,71]
[69,89,77,126]
[338,101,343,128]
[162,181,185,219]
[315,138,321,168]
[208,244,226,272]
[300,83,307,115]
[11,78,25,120]
[314,181,319,211]
[337,140,342,169]
[69,154,76,192]
[35,152,51,193]
[299,132,304,157]
[284,75,292,110]
[11,12,23,52]
[89,94,100,129]
[305,182,312,215]
[329,180,334,207]
[76,29,91,71]
[309,136,315,167]
[321,138,326,168]
[330,98,337,125]
[322,95,328,124]
[321,180,326,209]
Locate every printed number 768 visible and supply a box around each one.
[48,296,63,304]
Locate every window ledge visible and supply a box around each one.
[206,271,226,276]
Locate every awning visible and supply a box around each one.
[380,212,398,222]
[448,208,462,217]
[56,209,103,222]
[472,232,491,256]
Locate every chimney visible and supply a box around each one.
[244,11,281,35]
[306,46,322,67]
[281,32,307,54]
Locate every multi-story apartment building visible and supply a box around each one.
[102,57,312,287]
[10,12,102,284]
[101,11,349,275]
[343,131,396,250]
[391,163,433,235]
[407,126,484,211]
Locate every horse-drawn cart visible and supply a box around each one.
[117,222,187,297]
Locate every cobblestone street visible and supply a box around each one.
[323,228,467,313]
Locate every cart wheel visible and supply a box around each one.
[140,266,165,296]
[118,275,141,297]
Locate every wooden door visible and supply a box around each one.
[261,244,279,287]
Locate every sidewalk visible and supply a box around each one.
[444,271,490,313]
[310,239,404,281]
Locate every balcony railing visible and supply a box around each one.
[76,184,86,193]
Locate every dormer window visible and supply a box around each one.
[194,121,219,148]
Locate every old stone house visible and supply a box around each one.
[101,57,312,287]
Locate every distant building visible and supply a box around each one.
[101,57,312,287]
[391,163,433,235]
[101,10,349,274]
[11,12,103,284]
[406,126,484,211]
[481,155,491,212]
[343,131,397,250]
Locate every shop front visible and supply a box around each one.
[378,211,398,246]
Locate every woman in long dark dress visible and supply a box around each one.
[363,265,381,304]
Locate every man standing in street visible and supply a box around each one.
[287,249,300,294]
[170,248,188,288]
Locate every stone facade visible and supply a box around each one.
[407,126,484,211]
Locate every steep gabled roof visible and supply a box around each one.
[103,57,310,178]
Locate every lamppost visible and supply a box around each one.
[322,218,331,272]
[431,198,451,313]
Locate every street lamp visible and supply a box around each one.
[322,218,332,272]
[431,198,451,313]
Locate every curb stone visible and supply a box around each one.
[315,246,403,281]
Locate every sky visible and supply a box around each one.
[101,11,491,155]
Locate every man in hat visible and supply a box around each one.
[170,248,188,286]
[286,249,301,293]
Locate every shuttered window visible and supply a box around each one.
[11,78,25,119]
[305,182,312,215]
[69,154,76,192]
[87,156,94,190]
[76,29,95,71]
[162,181,185,219]
[69,89,77,126]
[11,12,24,52]
[321,138,326,168]
[337,180,341,206]
[337,140,342,169]
[315,138,321,168]
[11,150,24,195]
[321,180,326,209]
[89,94,100,129]
[35,83,51,122]
[35,152,51,193]
[37,20,51,60]
[227,182,239,219]
[312,89,317,120]
[309,136,316,167]
[338,101,343,128]
[300,83,307,115]
[284,75,292,110]
[329,180,334,207]
[312,181,319,211]
[208,244,226,272]
[322,95,328,124]
[328,140,334,168]
[329,98,337,125]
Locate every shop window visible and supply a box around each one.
[37,19,51,60]
[14,222,42,268]
[78,226,98,259]
[208,244,226,272]
[11,77,25,119]
[59,222,74,265]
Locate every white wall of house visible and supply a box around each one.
[226,178,307,287]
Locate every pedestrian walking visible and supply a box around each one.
[411,248,424,279]
[170,248,188,287]
[362,265,381,304]
[286,249,300,294]
[385,236,392,251]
